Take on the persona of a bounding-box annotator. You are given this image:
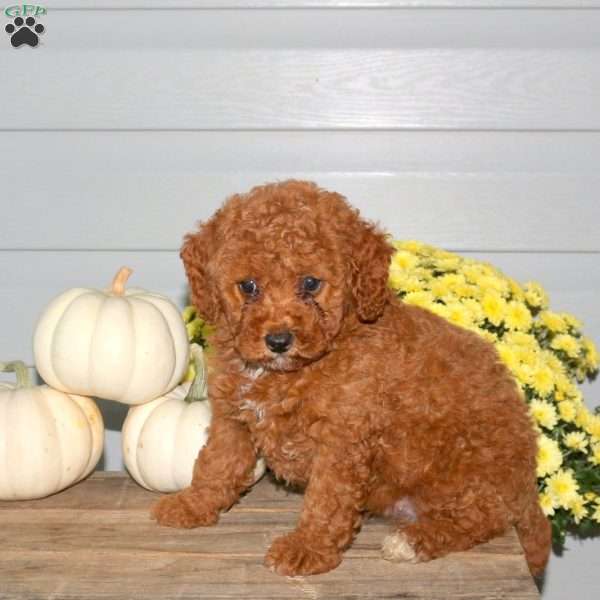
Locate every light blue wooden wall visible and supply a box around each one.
[1,1,599,597]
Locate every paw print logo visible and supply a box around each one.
[5,16,45,48]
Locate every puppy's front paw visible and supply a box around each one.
[150,490,219,529]
[265,532,342,576]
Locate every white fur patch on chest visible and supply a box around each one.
[239,398,266,422]
[238,366,266,422]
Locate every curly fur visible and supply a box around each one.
[151,180,551,577]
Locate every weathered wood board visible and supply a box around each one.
[0,472,540,599]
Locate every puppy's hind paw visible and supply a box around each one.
[381,532,421,564]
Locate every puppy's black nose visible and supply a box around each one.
[265,331,294,354]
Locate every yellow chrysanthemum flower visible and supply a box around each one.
[508,278,526,301]
[460,264,481,283]
[558,400,577,423]
[460,298,484,324]
[496,343,519,373]
[553,374,570,398]
[403,291,435,309]
[585,414,600,439]
[530,364,555,397]
[514,346,538,369]
[568,494,588,524]
[464,285,483,299]
[505,301,533,331]
[444,301,473,329]
[443,273,467,288]
[551,334,581,359]
[392,250,419,271]
[388,270,404,290]
[404,276,424,293]
[536,435,563,477]
[478,329,499,344]
[435,257,462,272]
[592,503,600,524]
[433,274,470,298]
[481,292,507,327]
[504,331,537,349]
[523,281,549,310]
[569,389,584,406]
[539,311,568,334]
[513,363,534,389]
[546,469,579,509]
[410,267,433,282]
[564,431,589,453]
[389,271,423,292]
[560,380,582,404]
[582,337,599,371]
[430,278,451,299]
[544,352,566,377]
[575,404,593,431]
[539,490,557,517]
[477,275,510,297]
[563,313,583,331]
[529,399,558,430]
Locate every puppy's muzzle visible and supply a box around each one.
[265,331,294,354]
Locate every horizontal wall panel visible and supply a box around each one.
[17,9,600,48]
[3,173,598,252]
[48,2,600,9]
[1,10,599,130]
[1,131,598,252]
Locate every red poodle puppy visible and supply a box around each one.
[151,180,550,577]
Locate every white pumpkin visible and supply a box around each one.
[122,345,266,492]
[0,361,104,501]
[33,267,189,405]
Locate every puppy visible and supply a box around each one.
[151,180,550,577]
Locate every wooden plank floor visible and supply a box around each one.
[0,472,540,600]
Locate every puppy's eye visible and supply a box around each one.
[239,279,259,297]
[301,276,322,294]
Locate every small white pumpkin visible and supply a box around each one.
[122,345,266,492]
[33,267,189,405]
[0,361,104,501]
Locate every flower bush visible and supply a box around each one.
[182,239,600,547]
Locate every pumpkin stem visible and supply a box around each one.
[0,361,33,389]
[185,344,208,403]
[111,267,133,296]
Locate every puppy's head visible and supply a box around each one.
[181,180,393,371]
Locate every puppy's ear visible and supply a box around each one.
[348,220,394,322]
[317,189,393,322]
[180,220,221,325]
